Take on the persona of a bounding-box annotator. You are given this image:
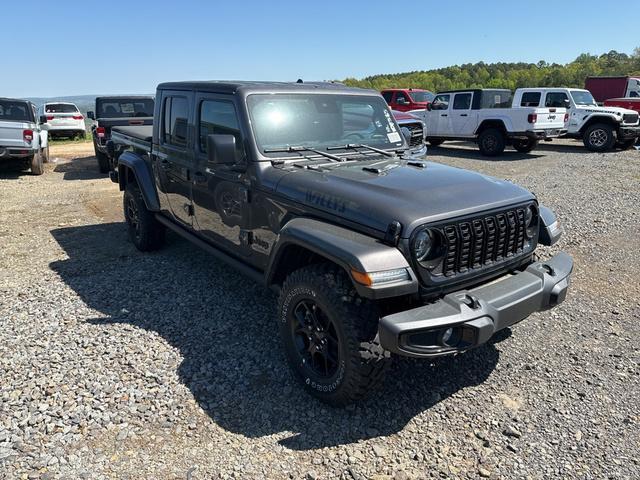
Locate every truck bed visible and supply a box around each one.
[111,125,152,152]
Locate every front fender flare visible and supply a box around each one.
[117,151,160,211]
[267,218,419,299]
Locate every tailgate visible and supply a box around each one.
[532,108,566,129]
[0,121,29,147]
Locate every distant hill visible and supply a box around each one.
[343,49,640,92]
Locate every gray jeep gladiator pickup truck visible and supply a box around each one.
[87,96,154,173]
[111,81,572,406]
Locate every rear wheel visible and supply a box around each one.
[428,139,445,147]
[278,264,390,406]
[96,151,110,173]
[512,138,538,153]
[42,144,51,163]
[123,182,165,251]
[583,123,616,152]
[30,150,44,175]
[478,128,506,157]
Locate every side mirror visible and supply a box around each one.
[39,115,48,124]
[206,134,239,164]
[426,103,432,111]
[87,111,95,120]
[396,98,407,105]
[563,100,571,109]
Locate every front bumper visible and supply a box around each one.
[378,251,573,358]
[618,125,640,139]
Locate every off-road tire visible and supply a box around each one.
[96,151,110,173]
[30,151,44,175]
[428,139,445,147]
[123,183,165,251]
[512,138,538,153]
[478,128,506,157]
[278,264,390,406]
[583,123,616,152]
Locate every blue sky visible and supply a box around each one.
[3,0,637,98]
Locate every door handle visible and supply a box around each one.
[460,114,468,117]
[441,114,448,117]
[193,171,207,184]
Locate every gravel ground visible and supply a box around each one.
[0,140,638,479]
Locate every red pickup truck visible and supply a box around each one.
[604,97,640,115]
[381,88,435,112]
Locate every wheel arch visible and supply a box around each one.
[117,151,160,211]
[578,115,618,134]
[266,218,418,300]
[475,119,508,136]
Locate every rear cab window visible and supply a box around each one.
[98,99,154,118]
[520,92,541,107]
[0,100,34,122]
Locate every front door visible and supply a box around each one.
[451,92,474,136]
[427,94,451,136]
[192,95,250,253]
[155,91,195,225]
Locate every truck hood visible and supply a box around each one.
[275,159,535,237]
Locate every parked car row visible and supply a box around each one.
[383,77,640,155]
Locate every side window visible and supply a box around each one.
[520,92,541,107]
[453,93,472,110]
[199,99,241,153]
[381,91,393,103]
[431,94,450,110]
[162,96,189,147]
[545,92,569,108]
[395,92,409,104]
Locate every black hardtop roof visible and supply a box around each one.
[157,80,377,96]
[96,95,154,101]
[436,88,511,95]
[0,97,31,103]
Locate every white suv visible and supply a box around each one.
[40,102,86,139]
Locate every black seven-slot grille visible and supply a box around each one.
[623,113,639,124]
[440,206,527,277]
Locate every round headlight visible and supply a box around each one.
[525,205,538,238]
[414,229,433,261]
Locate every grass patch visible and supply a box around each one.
[49,135,92,146]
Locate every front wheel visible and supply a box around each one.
[123,183,165,251]
[278,264,390,406]
[428,139,445,147]
[478,128,506,157]
[583,123,616,152]
[512,138,538,153]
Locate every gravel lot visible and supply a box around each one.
[1,140,639,480]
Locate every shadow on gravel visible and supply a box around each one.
[430,143,543,161]
[0,158,33,178]
[50,222,501,450]
[54,156,105,181]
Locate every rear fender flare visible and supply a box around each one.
[117,151,160,211]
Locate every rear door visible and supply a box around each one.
[155,90,195,226]
[192,94,250,253]
[451,92,474,136]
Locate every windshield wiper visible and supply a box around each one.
[264,145,344,162]
[327,143,394,157]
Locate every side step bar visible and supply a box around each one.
[154,214,271,289]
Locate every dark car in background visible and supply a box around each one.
[87,96,154,173]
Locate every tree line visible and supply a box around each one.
[342,49,640,92]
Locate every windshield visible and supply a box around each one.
[0,100,33,122]
[570,90,597,107]
[97,98,154,118]
[247,93,404,156]
[45,103,78,113]
[408,91,435,103]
